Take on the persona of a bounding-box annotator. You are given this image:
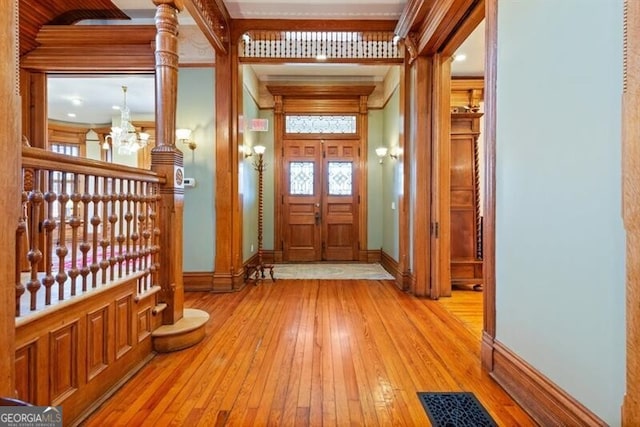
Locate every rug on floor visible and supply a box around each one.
[273,263,394,280]
[417,392,497,427]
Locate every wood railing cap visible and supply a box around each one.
[22,146,166,183]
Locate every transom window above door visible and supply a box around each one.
[285,115,357,134]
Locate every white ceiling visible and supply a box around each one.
[48,0,484,125]
[224,0,406,20]
[48,75,155,126]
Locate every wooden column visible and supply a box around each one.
[430,53,452,299]
[397,60,411,290]
[151,0,184,324]
[358,94,369,261]
[623,0,640,423]
[273,95,284,262]
[0,0,20,396]
[213,34,243,291]
[408,55,433,297]
[19,71,47,148]
[482,0,498,372]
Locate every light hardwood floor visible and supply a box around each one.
[438,286,485,338]
[82,279,533,426]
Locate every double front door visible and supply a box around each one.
[282,138,359,261]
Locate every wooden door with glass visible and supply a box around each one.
[282,138,359,261]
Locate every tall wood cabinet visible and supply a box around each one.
[450,112,483,288]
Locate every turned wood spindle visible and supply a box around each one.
[55,172,69,300]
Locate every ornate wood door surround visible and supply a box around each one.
[269,86,374,263]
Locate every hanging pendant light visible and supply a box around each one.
[104,86,150,155]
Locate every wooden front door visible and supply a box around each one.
[282,138,359,261]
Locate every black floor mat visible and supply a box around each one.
[417,392,498,427]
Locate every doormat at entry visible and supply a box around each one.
[417,392,497,427]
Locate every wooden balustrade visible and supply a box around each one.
[16,147,166,317]
[240,30,403,60]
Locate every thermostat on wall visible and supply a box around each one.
[183,178,196,188]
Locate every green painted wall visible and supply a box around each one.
[496,0,624,423]
[381,86,401,260]
[367,110,384,250]
[241,85,275,262]
[241,85,261,262]
[178,68,216,272]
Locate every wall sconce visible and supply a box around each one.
[244,144,266,159]
[375,147,388,164]
[176,128,196,151]
[389,146,402,160]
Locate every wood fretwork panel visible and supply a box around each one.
[49,322,78,405]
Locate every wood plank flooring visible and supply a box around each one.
[82,279,534,426]
[438,286,484,338]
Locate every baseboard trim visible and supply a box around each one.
[491,340,606,426]
[481,331,494,371]
[381,250,409,291]
[184,272,214,292]
[366,249,382,262]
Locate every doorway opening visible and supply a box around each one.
[439,19,486,339]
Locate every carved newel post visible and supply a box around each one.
[150,0,209,352]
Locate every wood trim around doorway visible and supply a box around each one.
[269,85,374,263]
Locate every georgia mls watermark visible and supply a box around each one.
[0,406,62,427]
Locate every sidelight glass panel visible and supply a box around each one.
[328,162,352,195]
[285,115,357,134]
[290,161,314,195]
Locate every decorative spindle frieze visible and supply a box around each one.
[239,30,402,61]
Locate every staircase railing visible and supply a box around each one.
[16,147,165,317]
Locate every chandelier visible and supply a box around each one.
[104,85,150,155]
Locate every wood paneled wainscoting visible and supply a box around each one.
[15,275,161,425]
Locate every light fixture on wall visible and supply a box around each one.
[375,146,388,164]
[389,146,402,160]
[176,128,196,151]
[242,145,254,158]
[104,86,150,154]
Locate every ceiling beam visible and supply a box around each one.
[267,85,375,98]
[184,0,230,55]
[394,0,431,38]
[20,25,156,72]
[440,0,484,56]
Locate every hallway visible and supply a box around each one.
[83,280,533,425]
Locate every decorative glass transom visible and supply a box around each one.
[290,162,314,195]
[285,115,357,134]
[328,162,353,196]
